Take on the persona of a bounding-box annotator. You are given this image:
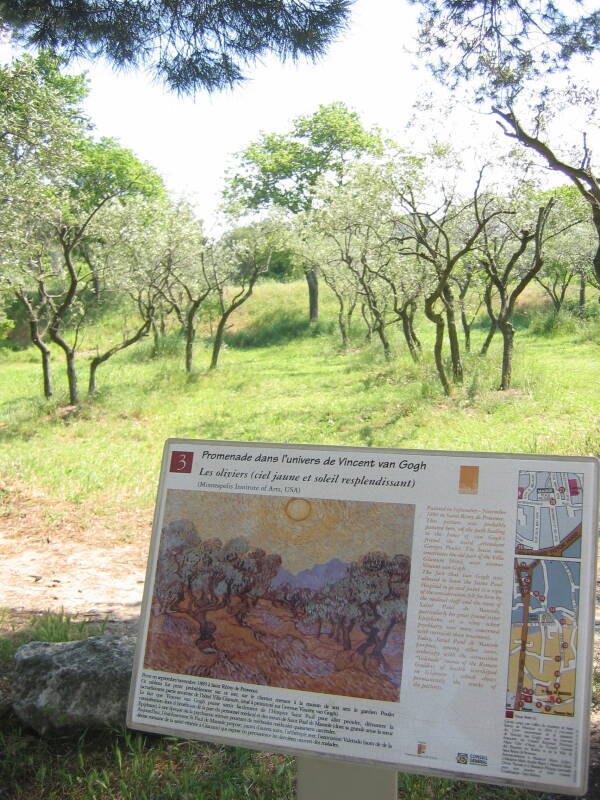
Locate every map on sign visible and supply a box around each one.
[515,471,582,558]
[507,470,582,717]
[507,558,579,716]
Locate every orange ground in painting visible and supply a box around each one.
[144,598,404,702]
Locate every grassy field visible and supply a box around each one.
[1,280,599,798]
[1,280,599,509]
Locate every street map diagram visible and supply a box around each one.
[507,471,582,717]
[515,471,582,558]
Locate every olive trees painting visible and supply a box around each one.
[144,491,414,702]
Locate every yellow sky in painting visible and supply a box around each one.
[162,490,414,572]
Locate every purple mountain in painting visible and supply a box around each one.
[271,558,348,591]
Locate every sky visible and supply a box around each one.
[163,489,414,572]
[2,0,447,228]
[73,0,429,226]
[2,0,596,228]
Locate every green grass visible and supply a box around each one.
[0,609,109,672]
[0,719,296,799]
[0,721,562,800]
[224,307,335,348]
[1,281,599,508]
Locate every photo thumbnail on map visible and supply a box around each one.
[507,470,583,717]
[144,490,415,702]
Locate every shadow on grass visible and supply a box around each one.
[0,713,295,800]
[224,309,333,349]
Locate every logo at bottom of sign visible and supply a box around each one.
[456,752,488,766]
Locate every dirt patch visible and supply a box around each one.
[0,480,152,630]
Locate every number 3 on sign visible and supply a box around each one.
[169,450,194,474]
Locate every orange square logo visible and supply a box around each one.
[459,465,479,494]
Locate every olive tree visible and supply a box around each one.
[104,196,218,375]
[305,162,427,361]
[391,168,506,394]
[224,102,384,322]
[208,217,286,370]
[0,53,87,398]
[413,0,600,296]
[41,138,164,404]
[305,551,410,665]
[154,521,281,640]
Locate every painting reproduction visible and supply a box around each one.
[143,490,415,702]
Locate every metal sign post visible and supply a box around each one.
[297,757,397,799]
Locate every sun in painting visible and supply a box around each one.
[284,498,312,521]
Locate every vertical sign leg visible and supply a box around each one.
[297,757,397,800]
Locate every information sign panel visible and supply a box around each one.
[127,439,599,795]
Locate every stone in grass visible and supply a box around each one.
[12,634,136,736]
